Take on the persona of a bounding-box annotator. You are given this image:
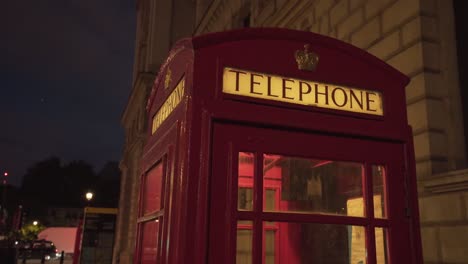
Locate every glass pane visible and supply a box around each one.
[238,152,254,211]
[265,229,275,264]
[236,221,253,264]
[238,188,253,211]
[372,165,386,218]
[350,225,367,264]
[144,163,163,214]
[263,154,364,216]
[139,220,159,264]
[264,222,366,264]
[375,227,388,264]
[264,189,277,227]
[265,189,276,211]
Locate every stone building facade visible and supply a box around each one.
[114,0,468,263]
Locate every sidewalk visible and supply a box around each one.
[16,258,72,264]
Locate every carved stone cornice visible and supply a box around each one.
[261,0,314,28]
[122,71,155,126]
[195,0,225,34]
[122,132,146,154]
[424,168,468,193]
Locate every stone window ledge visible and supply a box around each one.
[424,168,468,193]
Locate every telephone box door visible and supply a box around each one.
[209,123,415,264]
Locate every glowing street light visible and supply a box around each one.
[33,221,38,226]
[85,191,94,201]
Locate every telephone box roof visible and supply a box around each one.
[147,28,408,111]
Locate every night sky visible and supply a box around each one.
[1,0,136,186]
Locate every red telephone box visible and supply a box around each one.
[136,28,422,264]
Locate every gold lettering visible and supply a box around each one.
[222,67,383,116]
[152,78,186,134]
[350,90,364,110]
[299,82,311,101]
[250,73,263,95]
[267,75,278,97]
[176,81,185,100]
[282,79,295,100]
[366,92,377,112]
[229,69,247,91]
[331,87,348,107]
[315,84,329,105]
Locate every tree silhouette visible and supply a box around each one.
[61,160,96,207]
[21,157,62,204]
[95,161,121,208]
[19,157,120,225]
[20,157,63,223]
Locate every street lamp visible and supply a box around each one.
[85,191,93,202]
[33,221,38,226]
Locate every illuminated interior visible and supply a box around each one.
[236,152,388,264]
[138,162,165,264]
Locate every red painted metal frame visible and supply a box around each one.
[72,218,83,264]
[237,161,282,264]
[138,28,423,264]
[136,121,180,264]
[211,123,411,264]
[136,158,166,264]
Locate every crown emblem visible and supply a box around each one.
[295,44,319,71]
[164,68,172,89]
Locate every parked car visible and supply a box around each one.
[17,239,59,261]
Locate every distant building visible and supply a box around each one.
[38,227,77,254]
[115,1,468,263]
[45,207,82,227]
